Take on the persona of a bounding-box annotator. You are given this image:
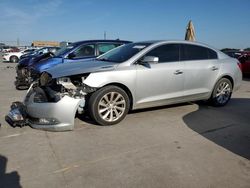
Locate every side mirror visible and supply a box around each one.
[67,52,76,59]
[141,56,159,64]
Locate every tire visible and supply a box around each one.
[88,86,130,126]
[10,56,19,63]
[210,78,232,106]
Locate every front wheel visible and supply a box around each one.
[88,86,130,126]
[210,78,232,106]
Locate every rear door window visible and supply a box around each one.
[180,44,218,61]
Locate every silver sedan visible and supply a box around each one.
[6,40,242,131]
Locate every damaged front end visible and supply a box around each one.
[6,72,97,131]
[15,66,37,89]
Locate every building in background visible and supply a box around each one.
[31,41,59,47]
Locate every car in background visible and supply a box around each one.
[15,40,131,89]
[238,52,250,75]
[5,40,242,131]
[16,47,60,89]
[222,50,242,59]
[20,47,60,59]
[2,49,33,63]
[1,46,20,53]
[19,48,37,56]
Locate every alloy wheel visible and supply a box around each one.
[98,91,126,122]
[215,81,231,105]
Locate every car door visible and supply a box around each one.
[64,44,96,63]
[180,44,220,100]
[135,43,184,109]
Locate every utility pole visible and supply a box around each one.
[17,37,20,46]
[104,31,106,40]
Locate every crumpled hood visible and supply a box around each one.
[18,57,31,68]
[46,59,118,78]
[31,57,63,72]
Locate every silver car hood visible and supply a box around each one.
[46,59,118,78]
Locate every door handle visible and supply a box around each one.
[174,70,183,75]
[211,66,219,71]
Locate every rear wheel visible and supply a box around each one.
[10,56,19,63]
[88,86,130,126]
[210,78,232,106]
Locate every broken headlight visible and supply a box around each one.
[33,87,48,103]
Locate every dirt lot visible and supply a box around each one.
[0,55,249,188]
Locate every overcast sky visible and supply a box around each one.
[0,0,249,49]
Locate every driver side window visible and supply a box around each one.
[73,44,95,58]
[145,44,180,63]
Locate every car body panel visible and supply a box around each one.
[182,59,221,100]
[134,62,184,109]
[46,59,118,78]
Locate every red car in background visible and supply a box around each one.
[238,52,250,75]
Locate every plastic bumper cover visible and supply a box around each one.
[24,93,84,131]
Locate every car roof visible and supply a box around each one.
[135,40,220,52]
[72,39,132,46]
[137,40,213,46]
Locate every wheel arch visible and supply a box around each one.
[220,75,234,89]
[10,55,19,62]
[104,82,134,110]
[209,74,234,100]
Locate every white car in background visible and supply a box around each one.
[2,49,33,63]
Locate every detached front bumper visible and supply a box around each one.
[6,89,85,131]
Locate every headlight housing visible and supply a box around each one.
[40,72,52,86]
[33,87,48,103]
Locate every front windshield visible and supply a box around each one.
[97,42,152,63]
[53,44,76,57]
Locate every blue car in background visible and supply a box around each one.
[15,40,131,89]
[16,47,60,89]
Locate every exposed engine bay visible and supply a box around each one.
[34,72,97,103]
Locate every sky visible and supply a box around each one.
[0,0,249,49]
